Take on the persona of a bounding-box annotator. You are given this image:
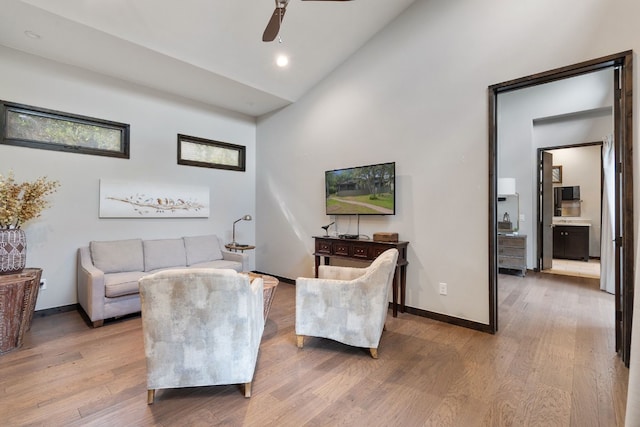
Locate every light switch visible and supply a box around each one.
[519,214,525,222]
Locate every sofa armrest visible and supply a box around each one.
[214,235,249,271]
[221,250,249,272]
[77,246,105,324]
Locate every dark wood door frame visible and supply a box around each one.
[488,51,634,365]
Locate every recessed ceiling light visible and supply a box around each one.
[24,30,42,40]
[276,55,289,68]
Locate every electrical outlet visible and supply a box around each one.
[40,278,47,290]
[439,282,447,295]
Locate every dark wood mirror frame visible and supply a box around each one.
[488,51,634,365]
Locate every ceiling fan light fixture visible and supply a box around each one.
[262,0,352,42]
[276,54,289,68]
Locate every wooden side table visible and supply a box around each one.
[225,244,256,253]
[243,272,279,320]
[0,268,42,354]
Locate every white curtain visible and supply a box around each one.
[600,135,615,294]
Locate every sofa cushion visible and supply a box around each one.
[104,271,147,298]
[144,239,187,272]
[90,239,144,274]
[183,234,223,266]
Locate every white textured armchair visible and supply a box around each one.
[139,268,264,404]
[295,248,399,358]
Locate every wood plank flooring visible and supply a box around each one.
[0,272,628,426]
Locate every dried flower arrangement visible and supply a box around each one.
[0,171,60,229]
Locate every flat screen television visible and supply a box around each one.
[325,162,395,215]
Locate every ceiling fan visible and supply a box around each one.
[262,0,353,42]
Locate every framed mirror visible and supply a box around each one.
[552,165,562,183]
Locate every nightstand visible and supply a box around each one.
[497,234,527,276]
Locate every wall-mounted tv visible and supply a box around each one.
[325,162,395,215]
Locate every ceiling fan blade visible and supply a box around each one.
[262,6,287,42]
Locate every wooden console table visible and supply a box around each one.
[0,268,42,354]
[313,236,409,317]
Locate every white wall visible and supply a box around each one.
[0,46,257,311]
[256,0,640,326]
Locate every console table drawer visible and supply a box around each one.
[352,245,370,259]
[316,240,332,255]
[334,242,350,256]
[371,246,388,258]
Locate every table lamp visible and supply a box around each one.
[230,214,252,246]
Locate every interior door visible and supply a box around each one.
[540,151,553,270]
[613,66,625,360]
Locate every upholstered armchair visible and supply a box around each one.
[139,268,264,404]
[295,248,399,358]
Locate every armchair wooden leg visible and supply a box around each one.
[147,389,155,405]
[296,335,304,348]
[369,348,378,359]
[92,319,104,328]
[244,382,252,398]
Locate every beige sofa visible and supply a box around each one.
[77,234,248,327]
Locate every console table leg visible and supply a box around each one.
[392,266,399,317]
[400,265,407,313]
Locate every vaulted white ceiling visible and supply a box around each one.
[0,0,416,116]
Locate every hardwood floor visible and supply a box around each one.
[0,272,628,426]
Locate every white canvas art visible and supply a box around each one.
[99,179,210,218]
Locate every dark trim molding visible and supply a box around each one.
[33,303,79,318]
[399,305,493,334]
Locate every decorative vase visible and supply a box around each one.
[0,228,27,274]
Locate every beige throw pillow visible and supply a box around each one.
[143,239,187,272]
[90,239,144,274]
[184,235,223,266]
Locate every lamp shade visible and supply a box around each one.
[498,178,516,195]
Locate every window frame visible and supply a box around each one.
[177,133,246,171]
[0,100,130,158]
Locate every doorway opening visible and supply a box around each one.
[538,142,604,281]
